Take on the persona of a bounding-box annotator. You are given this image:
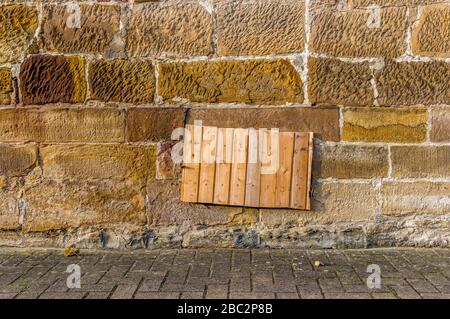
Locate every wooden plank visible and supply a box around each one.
[259,129,279,208]
[198,126,217,203]
[290,132,310,209]
[245,128,260,207]
[305,133,314,210]
[181,124,202,203]
[229,128,249,206]
[213,128,234,205]
[275,132,295,208]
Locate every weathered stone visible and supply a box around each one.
[127,2,212,57]
[0,68,13,105]
[310,6,407,57]
[89,59,155,104]
[391,146,450,178]
[0,144,38,176]
[0,190,18,230]
[382,181,450,216]
[0,108,125,143]
[349,0,442,7]
[146,180,258,227]
[343,108,428,143]
[0,5,38,63]
[374,60,450,106]
[156,141,180,180]
[308,57,373,106]
[431,108,450,142]
[260,182,378,224]
[126,108,187,142]
[22,179,147,232]
[20,55,86,105]
[412,4,450,58]
[158,59,303,104]
[215,0,305,56]
[40,3,120,55]
[187,107,340,141]
[313,143,389,179]
[40,144,156,182]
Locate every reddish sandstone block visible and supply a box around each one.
[0,108,124,143]
[20,55,86,105]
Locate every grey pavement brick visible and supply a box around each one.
[0,248,447,299]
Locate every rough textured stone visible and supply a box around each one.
[308,57,373,106]
[20,55,86,105]
[313,143,389,179]
[382,181,450,216]
[127,2,212,57]
[0,5,38,63]
[156,141,180,180]
[0,144,38,176]
[0,68,13,105]
[40,3,120,54]
[310,6,407,57]
[412,4,450,58]
[374,60,450,106]
[431,108,450,142]
[158,59,303,104]
[146,180,258,227]
[0,108,125,143]
[187,107,340,141]
[0,190,18,230]
[349,0,442,6]
[126,108,187,142]
[261,182,378,224]
[343,108,428,143]
[40,144,156,182]
[22,179,147,232]
[391,146,450,178]
[215,0,305,56]
[89,59,155,104]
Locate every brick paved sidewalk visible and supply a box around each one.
[0,248,449,299]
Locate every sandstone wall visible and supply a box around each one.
[0,0,449,249]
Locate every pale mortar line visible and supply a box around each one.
[315,177,450,184]
[301,0,312,105]
[387,145,393,178]
[338,106,344,139]
[325,140,450,147]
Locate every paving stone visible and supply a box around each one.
[0,248,447,299]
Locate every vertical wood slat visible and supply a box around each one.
[181,124,202,203]
[245,128,261,207]
[275,132,295,208]
[259,129,279,208]
[213,128,234,205]
[229,128,249,206]
[198,126,217,203]
[305,133,314,210]
[290,132,313,209]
